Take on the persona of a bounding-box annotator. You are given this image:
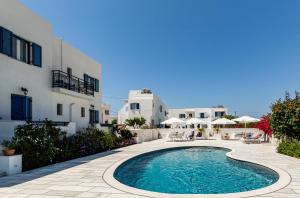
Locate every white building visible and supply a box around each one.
[168,106,228,129]
[118,89,168,127]
[0,0,102,140]
[101,103,115,124]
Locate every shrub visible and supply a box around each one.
[11,120,66,170]
[270,91,300,140]
[125,117,146,128]
[255,115,272,137]
[118,129,133,139]
[277,141,300,159]
[9,121,120,171]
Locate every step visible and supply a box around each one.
[0,171,6,177]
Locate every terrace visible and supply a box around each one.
[0,139,298,198]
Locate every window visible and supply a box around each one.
[89,109,99,124]
[200,113,205,118]
[179,114,186,118]
[12,36,29,63]
[215,111,225,117]
[165,111,168,116]
[84,74,99,92]
[105,110,109,115]
[81,107,85,117]
[11,94,32,121]
[0,26,42,67]
[130,103,140,110]
[57,104,63,116]
[188,113,193,118]
[159,105,163,113]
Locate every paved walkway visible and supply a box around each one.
[0,139,299,198]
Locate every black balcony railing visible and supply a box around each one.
[52,70,94,96]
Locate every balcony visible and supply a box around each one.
[52,70,94,97]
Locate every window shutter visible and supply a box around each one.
[26,97,32,121]
[95,110,99,123]
[32,43,42,67]
[11,95,26,120]
[84,74,88,82]
[1,27,12,56]
[94,79,99,92]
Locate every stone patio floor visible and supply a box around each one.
[0,139,299,198]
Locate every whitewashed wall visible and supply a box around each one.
[0,121,25,141]
[0,0,102,138]
[130,129,160,143]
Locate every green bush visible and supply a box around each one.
[10,120,66,170]
[270,91,300,140]
[8,121,121,171]
[125,117,146,128]
[277,141,300,159]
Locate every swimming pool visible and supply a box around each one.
[114,147,279,194]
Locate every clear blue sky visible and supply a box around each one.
[20,0,300,117]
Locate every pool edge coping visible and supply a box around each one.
[102,145,291,198]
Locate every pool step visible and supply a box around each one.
[0,171,6,177]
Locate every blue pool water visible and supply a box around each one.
[114,147,278,194]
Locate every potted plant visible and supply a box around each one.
[1,140,16,156]
[132,132,139,144]
[197,128,204,137]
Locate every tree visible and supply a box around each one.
[224,114,237,120]
[270,91,300,140]
[124,117,146,129]
[255,115,272,142]
[111,119,117,125]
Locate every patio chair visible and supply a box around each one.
[175,132,185,141]
[188,131,195,141]
[168,131,178,142]
[242,132,263,144]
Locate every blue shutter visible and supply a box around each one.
[1,27,12,56]
[84,74,88,82]
[94,79,99,92]
[11,95,32,121]
[26,97,32,121]
[95,110,99,123]
[11,95,26,120]
[32,43,42,67]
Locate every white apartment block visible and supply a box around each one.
[168,107,228,129]
[118,89,168,126]
[101,103,115,124]
[0,0,102,140]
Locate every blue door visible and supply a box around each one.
[11,94,32,121]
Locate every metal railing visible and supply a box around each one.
[52,70,94,96]
[29,121,69,126]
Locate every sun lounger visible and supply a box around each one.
[242,133,263,144]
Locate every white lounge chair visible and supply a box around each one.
[242,133,263,144]
[175,132,185,141]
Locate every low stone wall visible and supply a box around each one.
[129,129,160,143]
[130,128,265,142]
